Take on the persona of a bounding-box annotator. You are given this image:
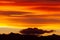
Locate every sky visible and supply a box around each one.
[0,0,60,36]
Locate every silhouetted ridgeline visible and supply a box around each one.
[0,28,58,40]
[0,33,60,40]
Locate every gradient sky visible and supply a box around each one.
[0,0,60,36]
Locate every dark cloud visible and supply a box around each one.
[0,0,59,6]
[0,11,31,16]
[14,0,60,2]
[1,0,60,3]
[31,7,60,11]
[10,15,60,24]
[48,0,60,1]
[20,28,54,35]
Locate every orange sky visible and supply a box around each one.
[0,0,60,36]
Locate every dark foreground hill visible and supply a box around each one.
[0,33,60,40]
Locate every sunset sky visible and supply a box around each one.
[0,0,60,36]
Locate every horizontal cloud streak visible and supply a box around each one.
[31,7,60,11]
[0,11,59,24]
[8,15,60,24]
[0,11,32,16]
[3,0,60,2]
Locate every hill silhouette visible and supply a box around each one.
[0,33,60,40]
[0,28,59,40]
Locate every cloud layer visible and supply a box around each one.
[1,0,60,2]
[20,28,54,35]
[0,11,32,16]
[0,11,60,24]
